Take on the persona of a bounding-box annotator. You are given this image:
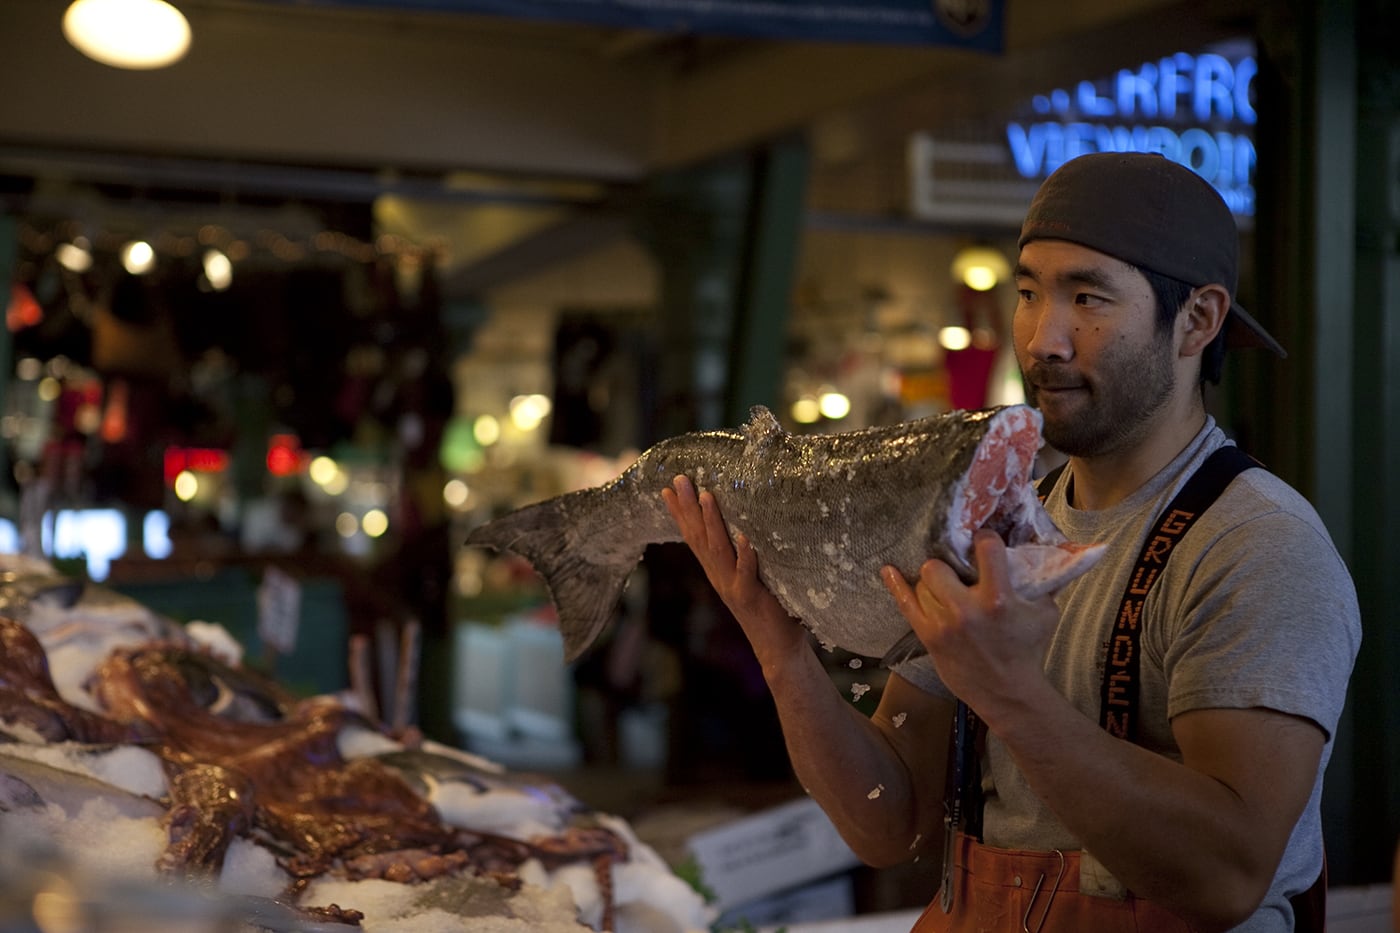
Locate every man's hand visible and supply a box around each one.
[660,475,809,668]
[887,531,1325,929]
[880,529,1061,726]
[663,475,954,869]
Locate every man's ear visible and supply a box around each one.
[1180,284,1230,357]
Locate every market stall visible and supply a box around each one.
[0,554,711,933]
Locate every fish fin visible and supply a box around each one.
[877,543,1105,666]
[466,505,638,664]
[880,630,928,668]
[743,405,785,448]
[546,554,637,663]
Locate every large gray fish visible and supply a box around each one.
[466,404,1104,667]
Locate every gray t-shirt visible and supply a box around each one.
[896,418,1362,931]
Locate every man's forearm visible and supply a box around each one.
[763,651,949,866]
[987,681,1318,930]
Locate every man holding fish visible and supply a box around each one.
[662,153,1361,932]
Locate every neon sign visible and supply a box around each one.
[1006,48,1257,215]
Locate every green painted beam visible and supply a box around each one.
[1309,0,1358,558]
[639,137,810,439]
[1255,0,1400,885]
[726,136,810,425]
[637,154,753,439]
[1344,0,1400,886]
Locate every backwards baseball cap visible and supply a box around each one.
[1018,152,1286,358]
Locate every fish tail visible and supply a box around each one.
[465,502,641,663]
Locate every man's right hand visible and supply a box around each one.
[662,475,954,869]
[660,475,810,670]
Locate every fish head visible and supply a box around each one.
[942,405,1104,593]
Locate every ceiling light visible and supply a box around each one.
[790,397,821,424]
[951,246,1011,292]
[202,248,232,290]
[817,389,850,420]
[508,394,551,431]
[361,509,389,538]
[55,237,93,273]
[120,240,155,275]
[63,0,191,70]
[308,456,339,488]
[939,325,973,351]
[173,470,198,502]
[443,479,469,509]
[472,415,501,447]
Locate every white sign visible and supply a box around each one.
[257,566,302,655]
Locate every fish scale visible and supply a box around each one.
[466,404,1105,667]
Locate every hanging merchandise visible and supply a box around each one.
[92,275,183,379]
[942,284,1004,410]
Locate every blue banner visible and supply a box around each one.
[268,0,1003,50]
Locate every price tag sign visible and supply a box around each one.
[257,566,302,656]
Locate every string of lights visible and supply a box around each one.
[18,219,437,275]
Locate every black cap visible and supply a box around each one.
[1018,152,1285,358]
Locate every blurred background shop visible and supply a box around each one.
[0,0,1396,920]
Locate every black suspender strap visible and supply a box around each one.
[1079,445,1325,924]
[1098,444,1260,742]
[1037,461,1068,501]
[1004,444,1296,913]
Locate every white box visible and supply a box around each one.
[685,796,863,912]
[715,873,855,930]
[454,622,509,741]
[761,907,927,933]
[452,618,582,769]
[503,617,572,741]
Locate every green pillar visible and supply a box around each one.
[1344,0,1400,885]
[726,137,811,427]
[1255,0,1400,884]
[639,154,752,438]
[637,136,810,438]
[1252,1,1355,499]
[630,141,809,787]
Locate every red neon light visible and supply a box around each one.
[266,434,304,477]
[7,284,42,331]
[187,449,231,472]
[163,447,231,485]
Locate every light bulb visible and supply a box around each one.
[63,0,191,70]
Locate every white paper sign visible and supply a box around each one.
[257,566,302,655]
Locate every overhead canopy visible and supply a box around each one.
[252,0,1003,49]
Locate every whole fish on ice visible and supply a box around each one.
[466,404,1104,667]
